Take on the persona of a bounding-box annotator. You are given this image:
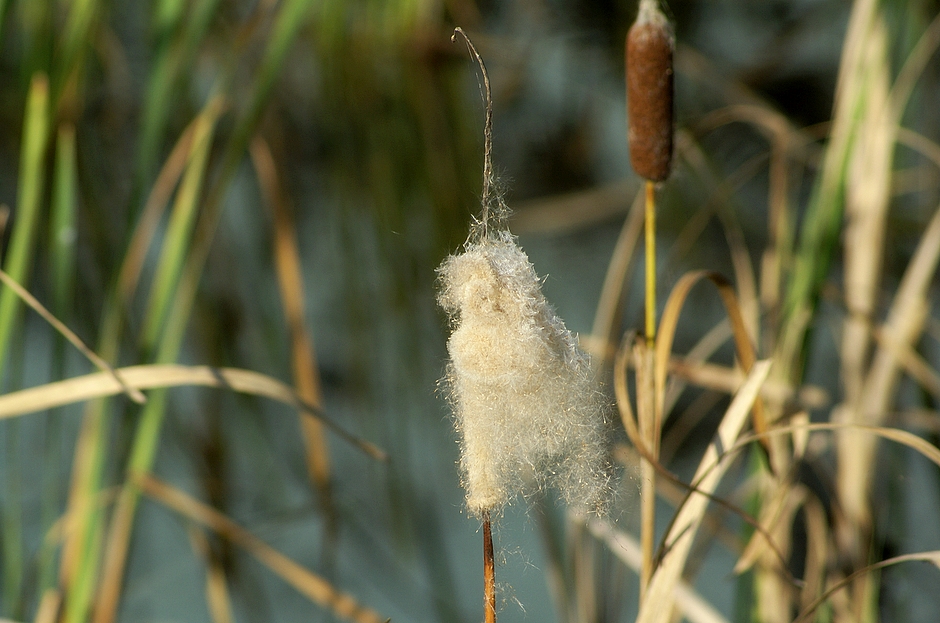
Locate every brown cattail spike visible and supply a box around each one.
[627,0,674,182]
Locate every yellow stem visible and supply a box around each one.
[645,180,657,345]
[640,180,658,598]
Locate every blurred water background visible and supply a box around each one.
[1,1,939,622]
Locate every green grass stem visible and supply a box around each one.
[0,71,49,620]
[0,73,49,372]
[140,96,224,353]
[777,0,879,383]
[135,0,222,195]
[38,122,79,599]
[53,0,98,101]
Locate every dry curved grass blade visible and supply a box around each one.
[792,551,940,623]
[137,474,388,623]
[732,421,940,475]
[700,419,940,581]
[635,359,772,623]
[0,269,146,404]
[655,270,772,462]
[0,364,386,461]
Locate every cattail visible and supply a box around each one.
[438,231,610,516]
[441,29,610,519]
[627,0,674,182]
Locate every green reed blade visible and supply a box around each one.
[0,74,49,359]
[136,0,222,194]
[36,122,80,600]
[54,0,98,98]
[0,71,49,620]
[139,96,224,354]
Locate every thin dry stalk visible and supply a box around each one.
[187,525,235,623]
[836,200,940,572]
[571,521,598,623]
[452,27,504,239]
[0,269,145,404]
[798,489,830,612]
[137,474,386,623]
[614,343,796,577]
[511,180,637,235]
[56,121,198,615]
[735,475,802,623]
[452,28,498,623]
[117,117,199,304]
[686,104,805,345]
[665,357,826,412]
[832,12,940,604]
[250,135,335,538]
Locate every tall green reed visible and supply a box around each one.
[1,73,50,619]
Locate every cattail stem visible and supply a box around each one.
[644,180,657,345]
[627,0,672,603]
[635,339,656,598]
[642,185,659,599]
[483,510,496,623]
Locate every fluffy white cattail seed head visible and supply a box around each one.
[438,231,611,516]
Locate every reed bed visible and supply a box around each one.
[0,1,939,622]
